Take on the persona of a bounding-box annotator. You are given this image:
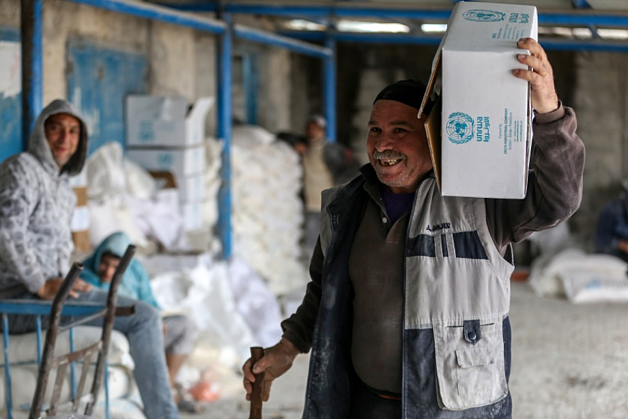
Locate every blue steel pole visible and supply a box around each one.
[243,54,258,125]
[21,0,43,149]
[323,33,336,143]
[3,315,13,419]
[217,13,233,259]
[36,315,42,365]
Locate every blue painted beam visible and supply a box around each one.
[323,34,336,143]
[541,39,628,52]
[243,54,258,125]
[234,24,332,58]
[282,30,628,52]
[217,13,233,259]
[156,1,219,12]
[0,300,106,316]
[281,31,443,46]
[3,315,13,419]
[21,0,43,148]
[218,4,628,29]
[61,0,226,34]
[572,0,592,8]
[230,4,454,21]
[539,14,628,27]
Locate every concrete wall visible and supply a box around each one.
[233,14,294,134]
[0,0,222,138]
[0,0,18,30]
[0,0,298,151]
[570,51,628,247]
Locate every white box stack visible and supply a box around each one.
[126,95,214,231]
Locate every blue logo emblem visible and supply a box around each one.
[462,9,506,22]
[446,113,474,144]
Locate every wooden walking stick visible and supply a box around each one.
[250,346,265,419]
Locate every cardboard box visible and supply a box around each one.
[73,186,88,207]
[127,145,207,178]
[420,1,538,199]
[126,96,214,148]
[72,230,91,254]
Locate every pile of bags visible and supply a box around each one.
[230,125,309,295]
[84,139,222,253]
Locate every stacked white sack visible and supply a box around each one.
[231,125,308,295]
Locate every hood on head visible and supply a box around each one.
[91,232,132,270]
[28,99,89,177]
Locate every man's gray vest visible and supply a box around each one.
[303,167,514,419]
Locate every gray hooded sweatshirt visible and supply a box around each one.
[0,99,88,295]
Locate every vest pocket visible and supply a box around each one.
[433,319,508,411]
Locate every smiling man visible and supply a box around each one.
[44,112,81,168]
[244,39,586,419]
[0,100,89,300]
[0,100,181,419]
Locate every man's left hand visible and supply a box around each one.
[513,38,559,115]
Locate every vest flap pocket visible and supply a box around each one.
[456,348,494,368]
[433,320,508,411]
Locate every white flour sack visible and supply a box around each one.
[231,125,308,295]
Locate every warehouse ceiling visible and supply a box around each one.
[159,0,628,12]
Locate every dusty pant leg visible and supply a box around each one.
[81,291,180,419]
[163,314,198,355]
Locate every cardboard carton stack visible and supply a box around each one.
[126,96,213,231]
[420,1,538,199]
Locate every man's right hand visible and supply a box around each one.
[36,277,92,300]
[242,338,300,402]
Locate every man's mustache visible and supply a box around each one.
[373,150,407,160]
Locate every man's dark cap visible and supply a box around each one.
[373,79,435,115]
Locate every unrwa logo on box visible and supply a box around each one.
[462,9,505,22]
[446,112,474,144]
[139,121,155,143]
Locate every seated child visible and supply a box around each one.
[81,232,201,412]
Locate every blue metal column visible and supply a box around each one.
[243,53,258,125]
[217,13,233,259]
[323,32,336,143]
[3,315,13,419]
[21,0,43,148]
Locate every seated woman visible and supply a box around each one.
[81,232,201,412]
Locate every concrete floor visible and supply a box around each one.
[185,281,628,419]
